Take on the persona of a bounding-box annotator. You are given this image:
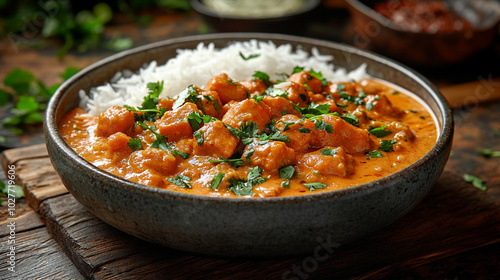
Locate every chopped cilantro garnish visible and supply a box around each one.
[194,130,204,145]
[210,173,225,190]
[320,148,338,156]
[336,84,346,91]
[281,181,290,188]
[187,111,218,131]
[369,125,392,138]
[253,71,270,82]
[0,181,24,199]
[167,175,192,189]
[314,120,333,133]
[209,157,244,168]
[258,131,290,143]
[340,114,359,126]
[173,85,199,110]
[266,88,289,98]
[303,182,327,191]
[292,66,304,74]
[228,166,267,196]
[239,52,260,61]
[299,127,311,133]
[253,95,264,102]
[127,138,143,150]
[463,174,487,191]
[228,178,253,196]
[309,69,328,87]
[340,91,365,105]
[380,140,397,152]
[298,103,331,116]
[170,149,189,159]
[279,165,295,180]
[366,150,383,159]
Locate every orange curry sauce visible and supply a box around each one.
[59,71,437,198]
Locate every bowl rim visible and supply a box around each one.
[46,32,453,206]
[345,0,497,33]
[189,0,321,21]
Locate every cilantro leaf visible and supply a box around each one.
[127,138,143,150]
[315,120,333,133]
[167,175,192,189]
[228,178,253,196]
[366,150,383,159]
[211,173,225,190]
[309,69,328,87]
[239,52,260,60]
[303,182,327,191]
[340,114,359,126]
[0,181,24,199]
[281,181,290,188]
[209,157,244,168]
[298,103,331,116]
[279,165,295,180]
[478,148,500,158]
[340,91,365,105]
[320,148,338,156]
[369,125,392,138]
[463,174,487,191]
[253,71,270,82]
[173,85,198,110]
[380,140,397,152]
[194,130,204,145]
[299,127,311,133]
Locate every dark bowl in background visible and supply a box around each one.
[346,0,500,67]
[189,0,321,34]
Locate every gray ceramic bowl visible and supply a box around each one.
[45,33,453,257]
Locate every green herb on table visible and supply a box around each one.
[0,67,79,135]
[0,180,25,205]
[463,174,487,191]
[477,148,500,158]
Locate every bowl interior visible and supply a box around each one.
[48,33,451,202]
[45,33,453,256]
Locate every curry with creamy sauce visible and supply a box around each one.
[60,69,437,198]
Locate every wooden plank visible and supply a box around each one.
[36,167,500,279]
[1,144,48,167]
[1,148,68,211]
[0,227,84,280]
[440,77,500,108]
[0,211,44,237]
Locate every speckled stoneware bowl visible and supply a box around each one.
[44,33,453,257]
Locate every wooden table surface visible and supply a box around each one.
[1,4,500,279]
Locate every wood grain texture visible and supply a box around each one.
[0,227,84,280]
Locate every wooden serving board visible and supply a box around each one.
[2,102,500,279]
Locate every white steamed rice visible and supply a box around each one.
[80,40,368,116]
